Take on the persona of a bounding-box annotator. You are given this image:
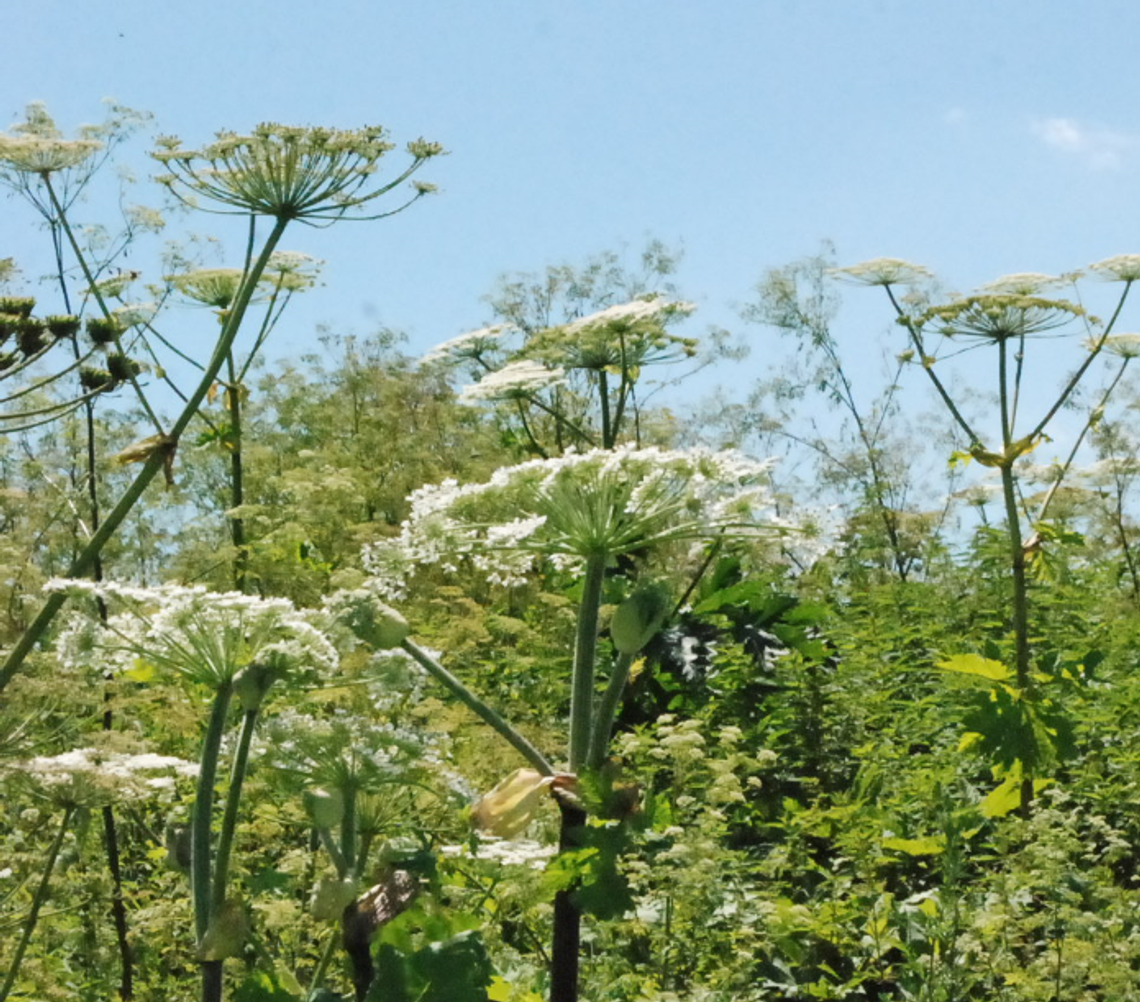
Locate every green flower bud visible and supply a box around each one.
[303,786,345,829]
[333,590,410,649]
[309,876,359,920]
[45,315,81,338]
[199,899,248,960]
[610,582,671,655]
[164,820,192,873]
[232,662,277,711]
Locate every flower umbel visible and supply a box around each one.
[151,123,444,221]
[50,579,337,689]
[169,268,247,309]
[1087,255,1140,283]
[364,445,784,589]
[912,293,1088,342]
[458,359,566,403]
[829,258,934,287]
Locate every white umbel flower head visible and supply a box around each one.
[169,268,247,309]
[829,258,934,287]
[152,123,443,222]
[979,273,1065,295]
[458,360,566,403]
[49,579,338,689]
[1088,255,1140,283]
[561,297,695,334]
[421,324,512,366]
[6,747,197,807]
[364,445,788,590]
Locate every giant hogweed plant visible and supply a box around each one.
[350,444,805,1001]
[423,296,698,456]
[0,118,443,698]
[836,258,1140,816]
[166,250,324,592]
[50,579,338,1002]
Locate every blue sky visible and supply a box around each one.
[4,0,1140,399]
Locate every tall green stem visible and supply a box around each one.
[401,640,554,775]
[587,652,634,770]
[210,707,259,917]
[225,353,247,592]
[340,785,358,878]
[0,215,289,697]
[192,681,234,944]
[598,371,613,448]
[41,174,165,436]
[568,553,607,772]
[0,804,74,1002]
[997,338,1033,815]
[48,214,135,1000]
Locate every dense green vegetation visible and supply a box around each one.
[4,105,1140,1002]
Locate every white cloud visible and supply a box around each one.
[944,107,969,128]
[1033,117,1140,170]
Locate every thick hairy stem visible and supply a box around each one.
[226,353,247,592]
[340,786,358,879]
[568,554,607,771]
[210,707,259,917]
[550,799,587,1002]
[1000,463,1033,815]
[997,341,1034,816]
[598,370,613,448]
[101,804,134,1000]
[401,640,555,775]
[192,682,235,945]
[0,805,74,1002]
[0,215,289,697]
[587,652,634,770]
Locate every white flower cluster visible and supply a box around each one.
[440,837,557,870]
[1097,332,1140,358]
[0,135,102,174]
[979,273,1064,295]
[363,445,788,591]
[420,324,513,366]
[458,360,565,404]
[263,250,324,292]
[829,258,934,287]
[113,302,158,327]
[50,579,338,687]
[258,695,450,791]
[1088,255,1140,283]
[5,747,197,807]
[560,297,695,333]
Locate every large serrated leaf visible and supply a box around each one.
[881,835,945,856]
[937,653,1011,682]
